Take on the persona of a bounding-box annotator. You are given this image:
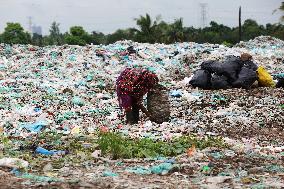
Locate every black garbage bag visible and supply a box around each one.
[211,74,230,89]
[201,57,243,82]
[232,67,257,89]
[243,60,258,71]
[200,60,220,72]
[276,78,284,88]
[189,69,211,89]
[127,46,136,54]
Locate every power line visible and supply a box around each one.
[199,3,208,28]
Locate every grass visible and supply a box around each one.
[97,132,228,159]
[0,131,228,166]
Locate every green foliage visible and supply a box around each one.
[242,19,265,41]
[166,18,185,43]
[92,31,107,45]
[47,22,65,45]
[222,41,233,47]
[1,14,284,46]
[1,131,228,172]
[97,132,228,159]
[31,33,44,46]
[280,2,284,22]
[134,14,160,43]
[64,26,92,46]
[2,23,31,44]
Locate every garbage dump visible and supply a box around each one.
[0,36,283,188]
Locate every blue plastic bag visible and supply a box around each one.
[35,147,66,156]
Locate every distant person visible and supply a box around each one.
[116,68,158,124]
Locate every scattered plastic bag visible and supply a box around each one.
[72,96,85,106]
[276,78,284,88]
[257,66,276,87]
[126,163,175,175]
[170,90,182,97]
[35,147,66,156]
[102,170,119,177]
[20,121,47,133]
[0,158,29,168]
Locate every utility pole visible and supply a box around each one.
[200,3,208,28]
[239,6,242,42]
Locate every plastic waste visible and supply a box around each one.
[20,121,47,133]
[211,74,230,90]
[12,169,60,182]
[202,165,211,172]
[242,60,258,71]
[102,171,119,177]
[257,66,276,87]
[150,163,173,174]
[71,126,81,135]
[72,96,85,106]
[170,90,182,97]
[201,57,243,81]
[35,147,66,156]
[189,69,211,89]
[276,78,284,88]
[0,158,29,168]
[127,163,174,175]
[126,167,152,175]
[232,67,258,89]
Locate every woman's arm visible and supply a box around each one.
[136,99,151,118]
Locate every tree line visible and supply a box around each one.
[0,13,283,46]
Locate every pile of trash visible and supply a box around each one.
[0,36,283,188]
[0,36,283,140]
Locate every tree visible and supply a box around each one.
[166,18,185,43]
[280,2,284,22]
[92,31,106,45]
[266,23,284,40]
[64,26,92,46]
[155,21,170,43]
[48,22,64,45]
[134,14,159,43]
[242,19,265,41]
[31,33,43,46]
[1,23,31,44]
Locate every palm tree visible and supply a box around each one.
[274,2,284,22]
[167,18,185,43]
[134,14,158,43]
[280,2,284,21]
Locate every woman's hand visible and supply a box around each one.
[136,100,151,118]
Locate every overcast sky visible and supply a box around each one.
[0,0,283,35]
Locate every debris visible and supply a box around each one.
[127,163,175,175]
[206,176,232,184]
[0,36,283,188]
[170,90,182,97]
[35,147,66,156]
[0,158,29,169]
[186,145,196,157]
[257,66,276,87]
[102,171,119,177]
